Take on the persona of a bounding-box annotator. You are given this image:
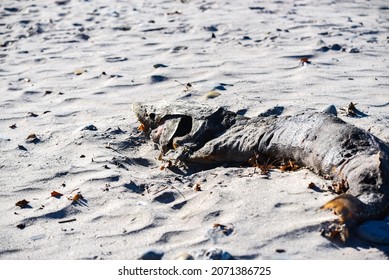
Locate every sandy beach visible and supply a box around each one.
[0,0,388,260]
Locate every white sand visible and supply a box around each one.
[0,0,388,259]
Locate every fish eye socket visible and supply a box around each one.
[149,113,156,120]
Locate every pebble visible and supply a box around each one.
[81,124,98,131]
[259,106,284,117]
[212,82,234,91]
[153,63,168,68]
[17,224,26,229]
[331,44,342,51]
[204,248,234,260]
[204,91,221,99]
[322,105,337,116]
[349,47,360,53]
[153,191,177,204]
[175,253,194,260]
[317,46,329,52]
[4,7,19,12]
[357,220,389,245]
[106,57,128,63]
[150,75,169,84]
[18,145,28,151]
[72,124,98,137]
[204,25,218,32]
[74,69,87,75]
[30,234,46,241]
[139,249,164,260]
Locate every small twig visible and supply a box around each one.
[152,186,169,195]
[105,145,123,155]
[174,79,192,91]
[58,218,77,224]
[171,185,186,200]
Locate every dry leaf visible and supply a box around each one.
[26,133,37,141]
[72,193,83,201]
[160,160,173,171]
[299,57,311,65]
[69,193,83,202]
[138,123,146,131]
[247,154,258,167]
[279,160,299,172]
[15,199,29,208]
[247,153,273,176]
[259,164,272,176]
[194,183,201,191]
[332,178,349,194]
[51,191,63,198]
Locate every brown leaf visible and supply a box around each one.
[193,183,201,191]
[160,160,173,171]
[247,154,257,167]
[332,178,349,194]
[299,57,311,65]
[15,199,29,208]
[51,191,63,198]
[300,57,310,63]
[138,123,146,131]
[72,193,83,201]
[26,133,37,141]
[259,164,271,175]
[279,160,299,172]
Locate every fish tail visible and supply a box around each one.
[321,194,366,225]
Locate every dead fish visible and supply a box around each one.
[133,102,389,242]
